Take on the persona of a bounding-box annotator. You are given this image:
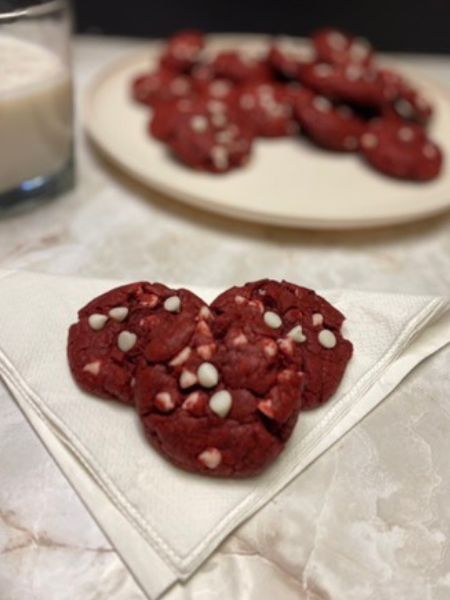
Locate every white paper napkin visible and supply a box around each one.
[0,269,449,599]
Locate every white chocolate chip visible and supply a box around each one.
[169,346,191,367]
[328,31,347,51]
[346,64,363,81]
[211,145,229,170]
[155,392,175,412]
[199,306,212,320]
[398,126,415,142]
[197,362,219,388]
[182,391,201,411]
[179,370,197,389]
[207,99,226,113]
[235,295,247,304]
[140,294,158,308]
[197,343,216,360]
[318,329,337,349]
[196,320,212,336]
[210,80,232,97]
[278,337,294,355]
[173,44,197,59]
[118,331,137,352]
[211,113,228,128]
[258,399,274,418]
[164,296,181,313]
[232,333,248,346]
[287,325,307,344]
[314,63,334,78]
[83,361,101,375]
[395,98,413,119]
[423,143,437,159]
[249,299,264,313]
[109,307,129,322]
[264,311,282,329]
[278,368,298,383]
[88,313,108,331]
[361,133,378,149]
[263,339,278,357]
[209,390,232,418]
[350,38,371,60]
[312,96,332,113]
[190,115,208,133]
[198,448,222,469]
[312,313,324,326]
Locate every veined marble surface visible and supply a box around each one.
[1,36,450,600]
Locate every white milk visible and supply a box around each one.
[0,36,72,194]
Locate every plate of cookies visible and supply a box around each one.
[85,31,450,229]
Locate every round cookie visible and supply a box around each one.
[210,280,353,411]
[299,61,384,108]
[159,30,205,73]
[135,281,309,478]
[360,119,443,181]
[268,39,316,80]
[67,282,206,404]
[312,28,374,66]
[132,69,194,107]
[236,82,299,137]
[293,89,365,151]
[168,105,254,173]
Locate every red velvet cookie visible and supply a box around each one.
[236,82,299,137]
[360,119,443,181]
[210,280,353,411]
[159,30,205,73]
[168,105,254,173]
[132,69,194,107]
[67,283,206,404]
[299,61,384,108]
[135,283,305,477]
[293,89,365,151]
[312,28,374,66]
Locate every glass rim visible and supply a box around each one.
[0,0,66,22]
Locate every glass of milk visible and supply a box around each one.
[0,0,74,212]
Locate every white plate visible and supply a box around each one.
[84,34,450,229]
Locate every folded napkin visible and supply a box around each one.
[0,269,449,599]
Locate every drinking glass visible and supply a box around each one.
[0,0,74,212]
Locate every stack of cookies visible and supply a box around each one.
[68,280,353,478]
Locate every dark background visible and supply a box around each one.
[74,0,450,54]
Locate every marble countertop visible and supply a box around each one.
[1,35,450,600]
